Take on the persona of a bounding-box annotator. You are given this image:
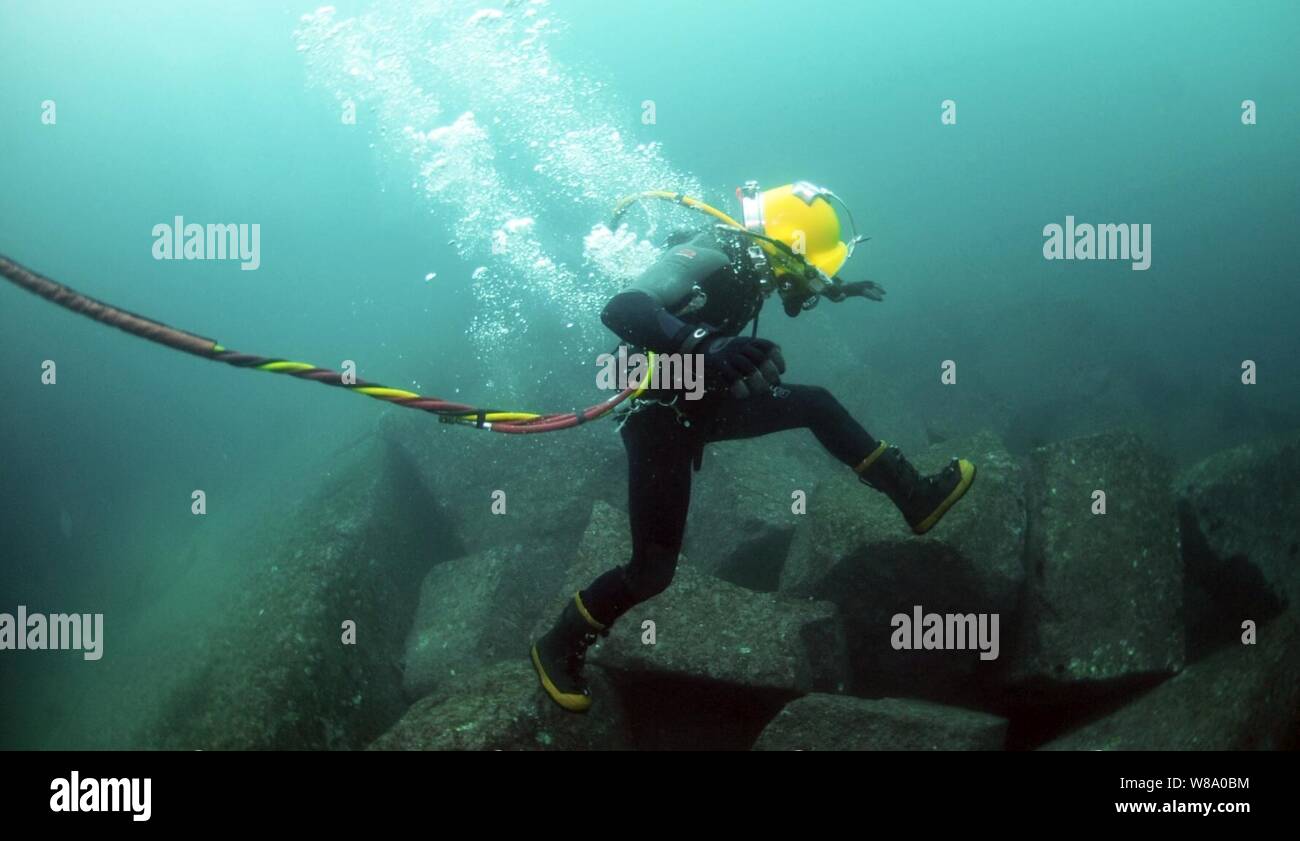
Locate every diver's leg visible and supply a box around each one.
[699,383,877,463]
[583,408,693,622]
[702,384,976,535]
[531,406,693,712]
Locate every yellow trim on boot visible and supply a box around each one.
[853,441,889,475]
[573,592,606,631]
[913,459,977,535]
[530,644,592,713]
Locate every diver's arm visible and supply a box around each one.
[780,276,886,317]
[601,243,729,351]
[822,278,848,303]
[826,277,886,303]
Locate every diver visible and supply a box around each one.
[531,181,977,713]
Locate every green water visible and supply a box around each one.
[1,0,1297,749]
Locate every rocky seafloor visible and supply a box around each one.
[108,409,1300,751]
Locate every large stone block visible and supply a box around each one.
[1176,430,1299,655]
[683,436,822,591]
[402,539,569,699]
[371,660,628,750]
[1012,432,1184,692]
[381,408,622,555]
[1041,614,1300,750]
[753,695,1007,751]
[144,437,446,749]
[779,430,1026,701]
[540,501,849,696]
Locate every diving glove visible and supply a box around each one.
[824,279,886,303]
[841,279,886,301]
[700,336,785,399]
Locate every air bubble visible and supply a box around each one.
[295,0,701,373]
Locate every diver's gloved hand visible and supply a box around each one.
[842,279,886,301]
[783,294,808,317]
[700,336,786,399]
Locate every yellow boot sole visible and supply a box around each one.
[912,459,977,535]
[530,644,592,714]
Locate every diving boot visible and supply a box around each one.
[855,441,977,535]
[530,592,608,713]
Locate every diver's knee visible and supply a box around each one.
[799,384,846,421]
[624,544,679,601]
[794,384,836,411]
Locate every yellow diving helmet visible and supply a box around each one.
[737,180,864,279]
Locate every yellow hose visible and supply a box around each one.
[611,191,803,274]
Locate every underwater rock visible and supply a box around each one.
[402,539,569,699]
[382,408,622,556]
[591,566,847,695]
[753,695,1007,751]
[779,430,1026,702]
[143,437,446,750]
[683,436,822,591]
[1001,386,1157,458]
[1175,430,1300,642]
[370,660,628,750]
[1012,432,1183,693]
[1040,613,1300,750]
[538,501,849,697]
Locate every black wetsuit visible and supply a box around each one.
[580,228,881,625]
